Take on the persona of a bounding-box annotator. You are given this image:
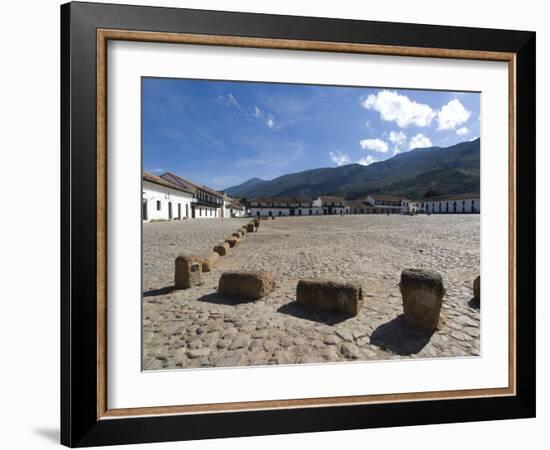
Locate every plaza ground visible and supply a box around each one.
[142,215,480,370]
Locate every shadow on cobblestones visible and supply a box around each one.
[197,291,255,306]
[370,315,434,355]
[277,301,353,325]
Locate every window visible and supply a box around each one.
[156,200,161,211]
[278,211,282,216]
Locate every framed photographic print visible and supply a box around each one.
[61,1,536,447]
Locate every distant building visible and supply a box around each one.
[250,197,320,217]
[223,194,247,218]
[419,194,480,214]
[365,194,405,214]
[161,172,224,218]
[312,196,347,215]
[345,200,373,214]
[142,172,195,221]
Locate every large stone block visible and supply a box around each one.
[225,237,239,247]
[201,252,219,272]
[246,223,255,232]
[473,275,480,300]
[213,242,229,256]
[296,279,363,315]
[399,269,445,331]
[174,255,202,289]
[218,271,276,299]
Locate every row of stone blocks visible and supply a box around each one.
[210,269,480,332]
[174,219,260,289]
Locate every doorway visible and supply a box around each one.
[142,199,148,221]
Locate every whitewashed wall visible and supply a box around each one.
[251,207,325,217]
[142,180,194,221]
[419,198,480,214]
[194,205,220,218]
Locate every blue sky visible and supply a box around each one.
[142,78,480,190]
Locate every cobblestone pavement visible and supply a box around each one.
[142,215,480,370]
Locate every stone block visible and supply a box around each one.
[218,271,276,299]
[213,242,229,256]
[473,275,480,300]
[246,223,255,232]
[201,252,219,272]
[225,237,239,247]
[399,268,445,331]
[174,254,202,289]
[296,279,363,315]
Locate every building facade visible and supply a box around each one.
[160,172,224,218]
[312,196,347,215]
[250,197,322,217]
[365,194,406,214]
[142,172,195,221]
[345,200,374,214]
[418,194,480,214]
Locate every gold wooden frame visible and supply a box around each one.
[96,29,516,420]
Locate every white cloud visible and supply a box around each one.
[409,133,432,149]
[329,151,351,166]
[437,99,471,130]
[389,130,407,147]
[253,105,261,118]
[469,136,479,141]
[456,127,469,136]
[359,138,389,153]
[357,155,379,166]
[361,90,436,128]
[266,115,275,129]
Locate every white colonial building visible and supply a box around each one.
[142,172,195,221]
[345,200,374,214]
[419,194,480,214]
[250,197,322,217]
[312,196,347,215]
[161,172,224,218]
[365,194,407,214]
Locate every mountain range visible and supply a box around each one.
[225,138,480,200]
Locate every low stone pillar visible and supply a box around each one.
[473,276,480,300]
[246,223,255,232]
[218,271,276,299]
[232,232,242,239]
[201,252,219,272]
[399,269,445,331]
[254,219,261,227]
[174,255,202,289]
[213,242,230,256]
[296,279,363,315]
[225,237,239,248]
